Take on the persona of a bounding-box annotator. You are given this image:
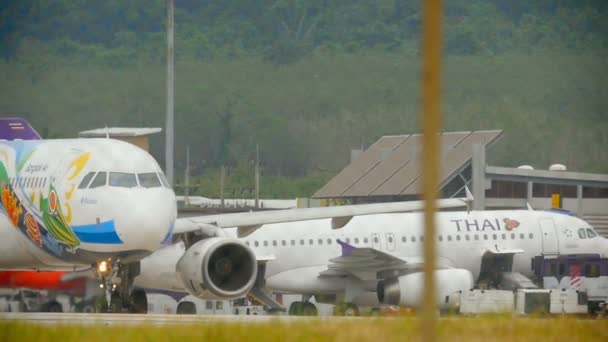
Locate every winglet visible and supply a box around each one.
[526,202,534,211]
[465,186,474,202]
[0,117,41,140]
[336,239,355,256]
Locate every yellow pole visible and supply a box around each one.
[420,0,442,341]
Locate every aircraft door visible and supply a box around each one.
[539,218,559,254]
[386,233,396,252]
[372,233,381,250]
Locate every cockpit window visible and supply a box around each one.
[138,173,161,188]
[578,229,586,239]
[78,172,96,189]
[586,229,597,238]
[157,172,170,188]
[89,172,107,188]
[109,172,137,188]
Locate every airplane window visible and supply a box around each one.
[529,233,533,239]
[345,238,350,243]
[511,233,516,240]
[586,229,597,238]
[374,237,379,243]
[109,172,137,188]
[281,240,286,246]
[216,301,223,310]
[411,236,416,242]
[291,240,295,246]
[354,238,359,244]
[138,173,162,188]
[388,236,393,243]
[157,173,171,188]
[447,235,452,241]
[482,234,487,240]
[465,235,470,241]
[205,301,213,310]
[263,241,268,247]
[456,235,460,241]
[89,172,107,188]
[474,235,479,241]
[502,234,507,240]
[327,238,332,245]
[300,239,304,245]
[272,240,277,246]
[254,241,259,247]
[492,234,497,240]
[245,241,250,246]
[520,233,525,239]
[78,172,96,189]
[438,235,443,242]
[363,238,368,244]
[585,264,600,278]
[318,238,323,245]
[578,229,586,239]
[309,239,314,245]
[402,236,406,243]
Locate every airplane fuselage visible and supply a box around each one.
[0,139,177,270]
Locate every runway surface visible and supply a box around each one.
[0,312,362,325]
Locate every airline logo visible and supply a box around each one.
[451,218,520,232]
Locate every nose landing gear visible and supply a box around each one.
[95,261,147,313]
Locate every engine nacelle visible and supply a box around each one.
[377,269,473,308]
[176,237,257,300]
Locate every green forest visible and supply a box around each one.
[1,1,607,197]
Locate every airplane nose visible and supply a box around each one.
[113,189,176,252]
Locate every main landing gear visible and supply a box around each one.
[95,260,147,313]
[288,301,318,316]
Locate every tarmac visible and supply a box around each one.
[0,312,363,325]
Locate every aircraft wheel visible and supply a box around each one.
[110,292,123,313]
[301,302,318,316]
[288,301,305,315]
[129,289,148,314]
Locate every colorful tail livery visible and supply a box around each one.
[0,117,41,140]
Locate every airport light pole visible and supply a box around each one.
[420,0,442,341]
[165,0,175,187]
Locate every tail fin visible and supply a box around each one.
[0,117,41,140]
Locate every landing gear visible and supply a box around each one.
[96,260,146,313]
[288,301,318,316]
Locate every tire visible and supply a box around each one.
[129,289,148,314]
[288,301,304,316]
[45,301,63,313]
[177,301,196,314]
[110,292,122,313]
[301,302,318,316]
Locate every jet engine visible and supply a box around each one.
[176,237,257,300]
[377,269,473,308]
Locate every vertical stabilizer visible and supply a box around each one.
[0,117,41,140]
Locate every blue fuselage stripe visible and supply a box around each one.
[71,220,123,244]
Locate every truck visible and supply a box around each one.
[532,254,608,314]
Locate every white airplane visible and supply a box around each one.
[0,117,470,313]
[137,204,608,315]
[0,117,177,311]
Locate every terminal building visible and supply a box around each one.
[313,130,608,237]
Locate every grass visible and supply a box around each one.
[1,316,606,342]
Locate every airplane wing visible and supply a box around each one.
[174,198,469,237]
[319,240,454,281]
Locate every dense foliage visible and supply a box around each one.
[0,1,607,196]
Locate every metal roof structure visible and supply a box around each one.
[485,166,608,188]
[313,130,503,199]
[78,127,162,138]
